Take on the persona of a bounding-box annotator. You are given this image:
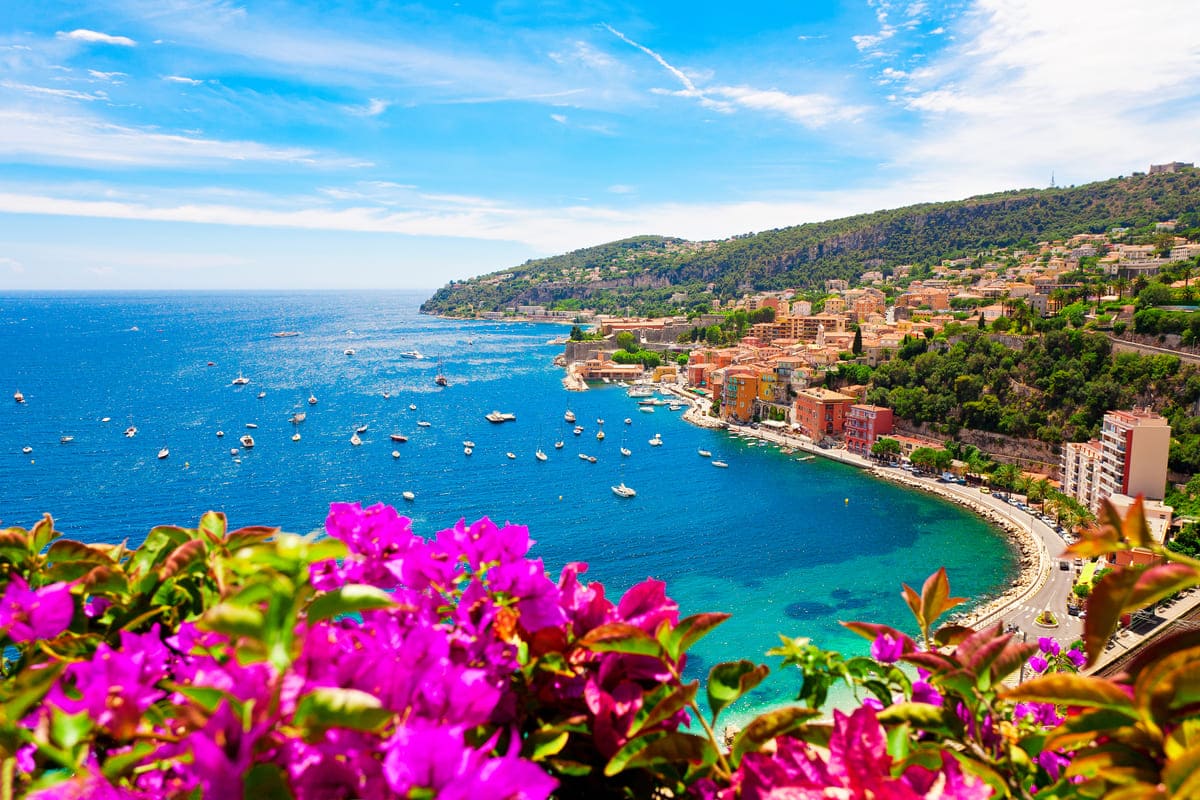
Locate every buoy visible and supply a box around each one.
[184,462,190,468]
[845,498,849,505]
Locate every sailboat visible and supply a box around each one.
[612,483,636,498]
[535,448,548,461]
[435,358,448,387]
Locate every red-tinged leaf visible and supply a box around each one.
[82,565,129,596]
[1124,563,1200,610]
[45,539,115,566]
[707,660,769,721]
[841,621,917,652]
[633,682,698,735]
[578,622,664,658]
[988,640,1038,683]
[1003,673,1137,713]
[964,632,1013,677]
[1082,568,1142,667]
[225,526,278,551]
[158,538,207,582]
[877,702,952,732]
[1134,644,1200,718]
[953,622,1004,664]
[30,513,61,553]
[901,582,923,627]
[198,510,227,544]
[901,651,955,674]
[665,612,730,661]
[730,706,822,766]
[1121,629,1200,683]
[933,624,974,647]
[1163,743,1200,796]
[1118,496,1150,549]
[920,568,966,628]
[608,732,717,776]
[1042,708,1141,752]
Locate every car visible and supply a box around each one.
[1059,561,1071,571]
[1074,558,1084,566]
[980,486,991,494]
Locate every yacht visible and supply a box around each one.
[596,431,605,440]
[245,423,258,429]
[22,446,32,454]
[435,373,447,387]
[232,372,250,386]
[417,421,432,427]
[596,418,604,425]
[464,446,473,455]
[216,430,225,438]
[308,395,318,405]
[101,417,111,422]
[60,436,74,444]
[230,448,240,456]
[355,424,369,434]
[350,433,363,446]
[383,391,390,399]
[506,452,516,459]
[698,449,712,458]
[344,348,356,356]
[620,447,632,457]
[157,448,169,460]
[409,404,417,411]
[578,453,590,461]
[712,461,729,468]
[587,455,597,463]
[611,483,636,498]
[124,426,138,438]
[564,410,576,423]
[649,434,663,446]
[624,418,632,424]
[639,406,655,413]
[462,440,476,448]
[13,390,24,403]
[240,435,255,448]
[390,433,408,443]
[257,391,266,399]
[272,331,300,338]
[535,449,548,461]
[485,411,517,423]
[402,491,415,501]
[392,450,400,459]
[398,350,424,360]
[573,425,584,435]
[290,412,306,424]
[292,433,301,442]
[554,440,564,449]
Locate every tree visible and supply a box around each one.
[852,326,863,355]
[615,330,638,352]
[871,437,902,462]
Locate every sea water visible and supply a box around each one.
[0,290,1016,718]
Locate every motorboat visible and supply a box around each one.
[217,430,224,438]
[390,434,408,442]
[564,410,576,423]
[240,435,255,448]
[596,418,604,425]
[649,435,663,446]
[398,350,423,359]
[620,447,632,457]
[506,452,516,459]
[392,450,400,459]
[383,392,390,399]
[573,426,584,435]
[246,423,258,429]
[308,395,318,405]
[157,448,169,460]
[409,404,417,411]
[611,483,636,498]
[344,348,356,356]
[698,449,712,458]
[350,433,363,446]
[21,446,32,454]
[554,440,564,449]
[578,453,590,461]
[624,418,632,424]
[596,431,605,440]
[712,461,729,468]
[124,426,138,438]
[462,440,476,448]
[402,491,415,501]
[588,456,597,463]
[60,436,74,444]
[272,331,300,338]
[485,411,516,423]
[292,433,301,441]
[355,424,369,434]
[14,390,25,403]
[417,421,432,427]
[464,446,473,455]
[232,372,250,385]
[290,412,306,424]
[230,448,239,456]
[101,417,110,422]
[639,407,655,413]
[535,449,548,461]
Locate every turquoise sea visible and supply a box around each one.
[0,290,1016,719]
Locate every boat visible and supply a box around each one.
[464,446,473,455]
[588,456,597,463]
[596,431,605,440]
[578,453,590,461]
[14,390,24,403]
[624,418,632,425]
[60,436,74,444]
[402,491,415,501]
[506,452,516,459]
[207,361,215,366]
[435,360,448,386]
[596,418,604,425]
[292,433,301,441]
[554,440,564,449]
[628,386,653,398]
[669,404,683,411]
[124,426,138,438]
[712,461,729,468]
[101,417,110,422]
[398,350,423,360]
[230,448,239,455]
[535,449,548,461]
[290,412,306,424]
[350,433,363,446]
[417,420,431,427]
[611,483,636,498]
[392,450,400,459]
[344,348,356,356]
[232,372,249,385]
[216,430,224,438]
[620,447,632,457]
[355,424,369,434]
[698,449,712,458]
[308,395,318,405]
[409,404,417,411]
[639,407,655,413]
[462,440,476,448]
[573,426,584,435]
[564,410,576,423]
[240,435,255,448]
[390,433,408,443]
[383,391,390,399]
[649,435,663,446]
[272,331,300,337]
[246,423,258,429]
[157,448,169,460]
[21,446,31,454]
[257,391,266,399]
[797,455,816,462]
[485,411,517,423]
[638,399,657,406]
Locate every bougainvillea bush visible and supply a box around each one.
[0,497,1197,798]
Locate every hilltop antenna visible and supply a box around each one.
[1050,171,1056,188]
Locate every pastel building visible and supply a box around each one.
[794,387,854,440]
[1060,439,1104,511]
[844,405,895,456]
[1098,409,1170,502]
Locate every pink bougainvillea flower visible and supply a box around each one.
[871,631,906,664]
[0,575,74,642]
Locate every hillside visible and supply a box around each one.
[421,169,1200,316]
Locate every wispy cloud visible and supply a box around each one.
[57,29,136,47]
[550,113,568,124]
[1,81,109,102]
[0,257,24,274]
[163,75,203,85]
[348,98,388,117]
[87,70,127,81]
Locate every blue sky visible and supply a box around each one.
[2,1,1198,290]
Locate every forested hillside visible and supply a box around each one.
[421,170,1200,316]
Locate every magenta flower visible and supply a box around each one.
[49,626,168,737]
[0,575,74,642]
[1037,637,1060,657]
[911,678,942,706]
[174,701,269,799]
[871,632,906,663]
[25,764,150,799]
[1066,648,1086,669]
[1013,701,1062,728]
[1028,655,1048,674]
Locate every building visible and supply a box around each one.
[1060,439,1104,511]
[1149,161,1193,174]
[721,368,766,423]
[793,387,854,441]
[1098,409,1170,502]
[844,405,894,456]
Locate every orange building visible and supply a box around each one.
[721,367,766,423]
[793,387,854,440]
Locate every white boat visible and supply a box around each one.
[355,424,368,434]
[554,440,564,449]
[464,446,473,455]
[21,446,32,454]
[624,418,632,424]
[712,461,729,468]
[344,348,356,356]
[506,452,516,459]
[383,391,391,399]
[290,412,306,424]
[272,331,300,338]
[124,426,138,438]
[60,436,74,444]
[417,420,432,427]
[698,449,712,458]
[573,426,584,435]
[14,390,24,403]
[308,395,318,405]
[535,449,548,461]
[597,418,605,425]
[392,450,400,459]
[596,431,605,440]
[620,447,632,457]
[157,448,169,460]
[257,391,266,399]
[462,440,476,448]
[409,404,417,411]
[246,423,258,429]
[402,491,415,501]
[639,407,655,413]
[628,387,653,398]
[564,410,576,423]
[485,411,517,423]
[230,448,239,456]
[101,417,110,422]
[587,455,597,463]
[578,453,590,461]
[612,483,636,498]
[232,372,249,386]
[292,433,301,441]
[240,435,255,448]
[390,433,408,442]
[649,435,663,446]
[350,433,363,446]
[398,350,423,360]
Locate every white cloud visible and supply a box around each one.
[548,40,616,70]
[164,75,203,86]
[2,81,109,102]
[57,29,136,47]
[0,257,24,274]
[87,70,126,81]
[550,113,568,124]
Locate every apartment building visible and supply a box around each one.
[844,405,894,456]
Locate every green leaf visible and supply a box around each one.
[129,525,191,577]
[45,540,114,566]
[632,682,698,736]
[707,660,769,722]
[30,513,61,554]
[604,731,715,777]
[243,763,294,800]
[225,526,278,551]
[307,584,398,624]
[886,723,912,762]
[169,684,231,713]
[82,565,130,596]
[525,729,570,761]
[100,741,157,781]
[0,529,31,564]
[578,622,665,658]
[201,603,265,639]
[1163,743,1200,796]
[0,662,66,725]
[1043,708,1142,752]
[877,702,952,732]
[50,708,93,751]
[158,538,207,581]
[730,706,821,766]
[198,510,228,544]
[294,687,393,733]
[1004,673,1138,713]
[664,612,729,661]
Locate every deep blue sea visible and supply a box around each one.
[0,290,1015,719]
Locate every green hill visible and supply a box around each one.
[421,169,1200,316]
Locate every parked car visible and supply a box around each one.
[1059,561,1071,571]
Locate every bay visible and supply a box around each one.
[0,290,1016,719]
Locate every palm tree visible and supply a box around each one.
[1030,477,1052,506]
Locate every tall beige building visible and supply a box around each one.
[1061,408,1170,512]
